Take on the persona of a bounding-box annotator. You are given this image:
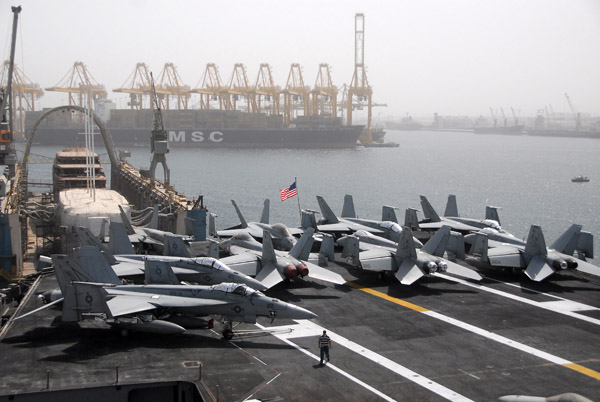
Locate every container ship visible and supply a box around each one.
[23,108,364,148]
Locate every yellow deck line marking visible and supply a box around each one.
[563,363,600,380]
[347,282,429,312]
[347,281,600,381]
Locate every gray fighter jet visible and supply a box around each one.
[118,205,193,254]
[21,247,316,338]
[305,195,408,239]
[214,199,302,251]
[469,224,599,281]
[75,225,265,290]
[338,225,482,285]
[413,195,504,234]
[219,228,345,289]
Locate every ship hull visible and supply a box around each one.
[526,129,600,139]
[473,125,524,135]
[24,126,364,148]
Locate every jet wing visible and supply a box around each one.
[419,221,478,233]
[442,260,482,281]
[216,228,250,238]
[486,245,525,267]
[316,223,355,233]
[575,260,600,278]
[105,291,227,317]
[395,259,424,285]
[524,255,555,281]
[255,263,285,289]
[112,260,145,277]
[358,248,394,272]
[304,261,346,285]
[220,253,261,276]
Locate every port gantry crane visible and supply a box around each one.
[311,63,337,118]
[227,63,255,112]
[45,61,107,108]
[155,63,191,110]
[253,63,280,115]
[564,93,581,131]
[113,62,153,110]
[191,63,230,110]
[0,61,44,139]
[282,63,310,124]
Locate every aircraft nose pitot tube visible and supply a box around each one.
[284,264,298,280]
[296,263,309,278]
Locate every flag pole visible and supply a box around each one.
[295,177,302,223]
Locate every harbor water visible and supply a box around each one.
[21,129,600,266]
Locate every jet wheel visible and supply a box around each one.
[222,329,234,340]
[377,271,386,281]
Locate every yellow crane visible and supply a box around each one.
[282,63,310,124]
[191,63,230,110]
[253,63,281,115]
[45,61,107,107]
[113,62,153,110]
[311,63,337,118]
[347,13,373,143]
[156,63,191,110]
[0,61,44,138]
[227,63,254,112]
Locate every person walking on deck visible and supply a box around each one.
[318,330,331,365]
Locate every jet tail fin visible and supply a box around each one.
[75,226,117,265]
[319,233,335,263]
[289,228,314,260]
[524,225,547,256]
[317,196,340,224]
[339,235,360,267]
[260,199,270,224]
[145,258,180,284]
[109,222,136,255]
[118,205,136,235]
[577,231,594,259]
[446,231,465,260]
[341,194,356,218]
[231,200,248,228]
[444,194,458,217]
[163,234,191,257]
[62,282,111,322]
[208,213,218,238]
[420,195,441,222]
[261,230,278,264]
[73,246,121,285]
[404,208,421,230]
[485,206,502,225]
[550,224,582,255]
[470,233,488,261]
[382,206,398,223]
[300,209,318,230]
[395,226,418,261]
[421,226,451,257]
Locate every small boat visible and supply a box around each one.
[571,175,590,183]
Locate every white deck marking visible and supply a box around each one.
[259,321,475,402]
[436,273,600,326]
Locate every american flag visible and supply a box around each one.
[280,181,297,201]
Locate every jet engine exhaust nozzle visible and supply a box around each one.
[296,263,309,278]
[284,265,298,280]
[552,259,568,271]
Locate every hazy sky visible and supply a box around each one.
[2,0,599,121]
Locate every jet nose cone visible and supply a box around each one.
[278,303,317,320]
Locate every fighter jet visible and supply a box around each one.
[21,247,316,338]
[414,195,505,234]
[338,225,482,285]
[214,199,302,251]
[304,195,408,239]
[469,224,599,281]
[75,225,265,290]
[219,228,346,289]
[118,205,193,254]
